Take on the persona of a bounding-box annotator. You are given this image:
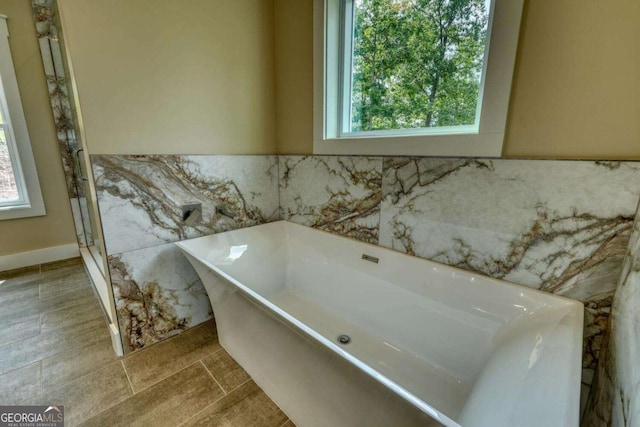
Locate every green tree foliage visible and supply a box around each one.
[350,0,489,132]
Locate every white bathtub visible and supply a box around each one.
[176,221,583,427]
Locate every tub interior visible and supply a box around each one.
[178,221,582,425]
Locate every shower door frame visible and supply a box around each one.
[30,0,122,356]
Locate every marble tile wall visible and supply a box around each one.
[279,156,382,244]
[94,153,640,414]
[608,212,640,426]
[92,155,279,352]
[583,202,640,426]
[279,155,640,409]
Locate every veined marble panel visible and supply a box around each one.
[69,198,87,248]
[108,243,212,353]
[279,156,383,244]
[379,158,640,397]
[92,155,280,255]
[596,208,640,427]
[610,224,640,427]
[585,206,640,426]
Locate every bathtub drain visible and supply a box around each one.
[337,334,351,345]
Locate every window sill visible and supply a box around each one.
[0,202,46,220]
[313,132,505,157]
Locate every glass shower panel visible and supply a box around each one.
[32,0,106,274]
[31,0,121,356]
[75,149,104,272]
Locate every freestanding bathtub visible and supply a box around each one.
[176,221,583,427]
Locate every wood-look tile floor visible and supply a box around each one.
[0,259,294,427]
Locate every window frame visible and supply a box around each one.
[313,0,525,157]
[0,15,45,220]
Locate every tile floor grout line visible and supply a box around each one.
[261,380,295,425]
[175,377,253,427]
[120,321,201,358]
[120,360,135,395]
[39,359,125,397]
[0,359,50,403]
[178,378,255,427]
[114,320,217,378]
[143,359,236,427]
[223,377,252,396]
[39,361,43,400]
[123,356,218,396]
[71,365,135,427]
[37,294,102,316]
[0,324,41,350]
[199,360,227,394]
[81,360,209,427]
[209,345,225,356]
[175,405,211,427]
[0,320,108,379]
[0,359,46,381]
[0,266,39,280]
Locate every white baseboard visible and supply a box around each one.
[0,243,80,272]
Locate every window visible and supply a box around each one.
[314,0,525,156]
[0,15,45,220]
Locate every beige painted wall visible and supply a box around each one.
[274,0,640,159]
[275,0,313,154]
[57,0,277,155]
[0,0,77,256]
[505,0,640,159]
